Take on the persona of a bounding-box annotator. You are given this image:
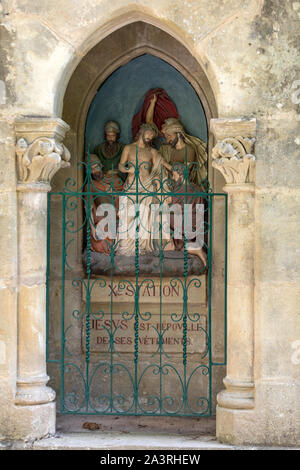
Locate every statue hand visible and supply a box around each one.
[172,170,181,182]
[124,163,135,174]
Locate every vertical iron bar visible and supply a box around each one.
[208,194,213,416]
[85,146,91,412]
[134,145,139,414]
[110,164,114,412]
[224,194,228,365]
[60,193,66,413]
[159,164,163,414]
[110,192,115,412]
[183,145,188,413]
[46,192,51,363]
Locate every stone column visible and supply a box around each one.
[210,118,256,441]
[14,118,70,440]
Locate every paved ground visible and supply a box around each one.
[5,432,234,450]
[1,432,297,450]
[0,415,298,450]
[56,414,217,436]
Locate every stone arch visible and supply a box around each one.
[45,18,228,425]
[53,8,220,117]
[50,20,221,280]
[54,20,218,193]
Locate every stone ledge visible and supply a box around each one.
[83,249,206,277]
[2,432,298,450]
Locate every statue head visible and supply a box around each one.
[104,121,120,144]
[135,123,158,146]
[161,118,181,137]
[164,122,186,147]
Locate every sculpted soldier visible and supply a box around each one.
[89,121,125,254]
[90,120,125,183]
[145,93,208,187]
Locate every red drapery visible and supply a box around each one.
[132,88,179,140]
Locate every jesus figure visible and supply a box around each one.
[116,123,174,255]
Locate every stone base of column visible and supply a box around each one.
[217,378,300,446]
[217,377,254,410]
[12,401,56,441]
[216,376,256,445]
[216,405,256,445]
[15,375,56,406]
[13,375,56,441]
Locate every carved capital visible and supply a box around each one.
[16,136,70,184]
[211,136,256,184]
[15,118,70,185]
[210,118,256,184]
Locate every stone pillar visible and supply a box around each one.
[210,118,257,442]
[14,118,70,440]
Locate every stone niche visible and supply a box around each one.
[47,21,226,418]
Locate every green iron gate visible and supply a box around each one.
[46,148,227,417]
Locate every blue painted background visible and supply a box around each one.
[85,54,207,151]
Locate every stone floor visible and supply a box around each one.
[1,415,298,450]
[56,414,217,436]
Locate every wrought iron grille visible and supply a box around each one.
[46,147,227,416]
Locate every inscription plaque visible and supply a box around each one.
[82,275,207,355]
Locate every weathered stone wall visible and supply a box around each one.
[0,0,299,445]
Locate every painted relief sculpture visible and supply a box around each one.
[86,90,208,274]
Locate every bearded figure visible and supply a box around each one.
[136,90,208,187]
[116,123,174,256]
[159,119,207,188]
[90,120,125,181]
[88,121,125,254]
